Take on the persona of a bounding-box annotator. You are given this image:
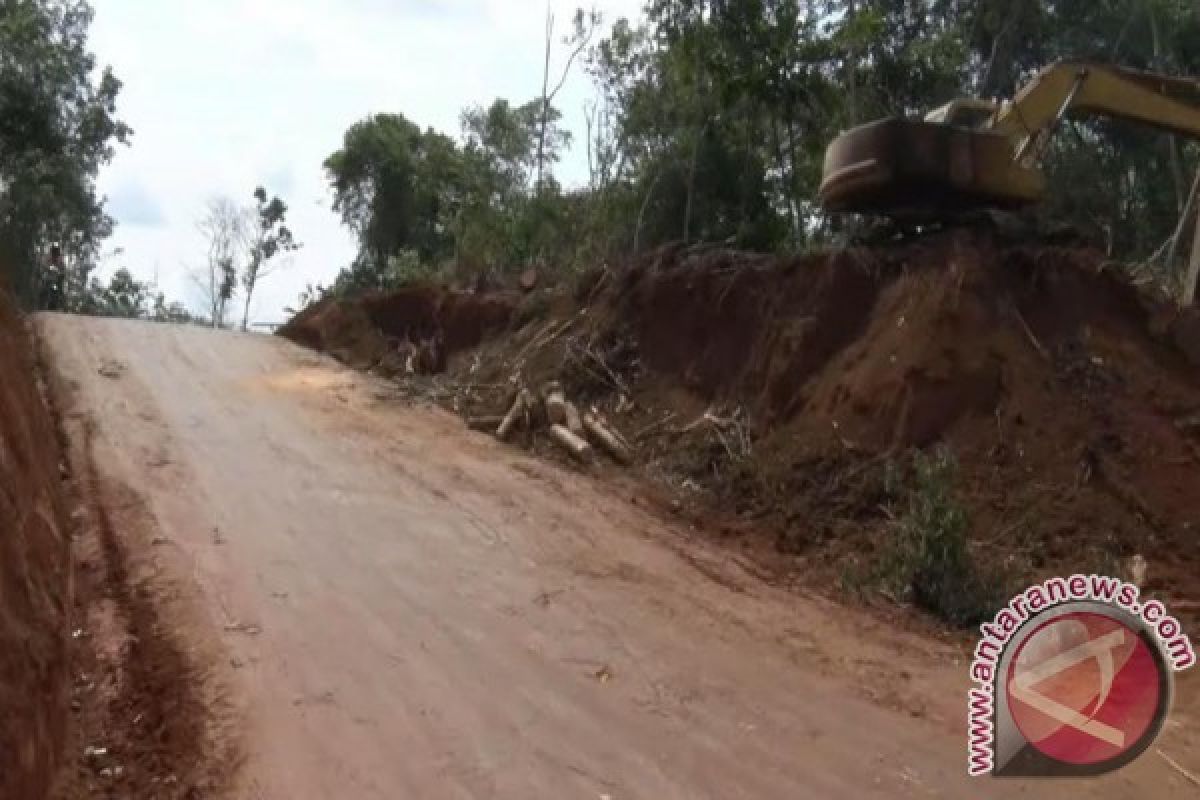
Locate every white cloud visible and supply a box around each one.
[90,0,645,325]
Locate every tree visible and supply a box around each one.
[80,267,148,318]
[310,0,1200,304]
[457,98,539,268]
[240,187,299,331]
[195,197,246,328]
[0,0,131,308]
[150,292,196,324]
[324,114,463,274]
[534,6,599,196]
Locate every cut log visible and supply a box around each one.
[583,413,632,465]
[563,401,583,434]
[549,424,593,462]
[496,389,532,441]
[543,381,568,426]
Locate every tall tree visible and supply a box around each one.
[195,197,245,328]
[81,267,148,318]
[240,187,299,331]
[534,6,599,196]
[325,113,462,273]
[0,0,131,307]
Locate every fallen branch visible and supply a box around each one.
[1012,305,1050,362]
[517,317,576,362]
[497,389,533,441]
[634,412,676,441]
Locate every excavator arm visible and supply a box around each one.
[996,62,1200,162]
[819,61,1200,216]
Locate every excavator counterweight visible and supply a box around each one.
[819,62,1200,217]
[818,117,1043,214]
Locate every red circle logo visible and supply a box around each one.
[1005,611,1164,766]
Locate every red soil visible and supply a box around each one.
[0,294,71,800]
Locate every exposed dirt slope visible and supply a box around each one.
[284,231,1200,623]
[279,285,519,375]
[0,295,71,800]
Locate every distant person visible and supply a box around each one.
[42,244,64,311]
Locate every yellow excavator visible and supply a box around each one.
[819,61,1200,217]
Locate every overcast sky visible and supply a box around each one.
[90,0,644,326]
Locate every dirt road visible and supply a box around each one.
[38,315,1198,799]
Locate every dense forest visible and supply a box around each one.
[322,0,1200,298]
[4,1,1200,315]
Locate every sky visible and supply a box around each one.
[90,0,645,326]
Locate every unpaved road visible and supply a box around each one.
[39,315,1199,799]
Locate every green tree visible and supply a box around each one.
[0,0,131,307]
[81,267,148,318]
[324,114,463,273]
[311,0,1200,305]
[150,291,195,324]
[240,186,300,331]
[457,98,538,269]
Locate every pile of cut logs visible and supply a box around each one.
[468,380,633,466]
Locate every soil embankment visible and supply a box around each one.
[0,295,71,799]
[282,232,1200,623]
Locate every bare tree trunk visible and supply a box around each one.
[241,286,253,332]
[1183,206,1200,305]
[1148,3,1187,214]
[845,0,859,125]
[534,5,596,197]
[535,5,554,195]
[772,117,799,248]
[584,102,595,188]
[683,128,702,243]
[1167,168,1200,288]
[634,171,663,254]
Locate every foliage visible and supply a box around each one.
[76,267,196,324]
[317,1,1200,298]
[80,267,148,318]
[881,448,1000,627]
[0,0,130,307]
[324,114,462,272]
[328,249,438,297]
[195,197,245,328]
[240,186,299,330]
[150,292,196,324]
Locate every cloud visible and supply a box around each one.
[90,0,645,325]
[106,179,166,228]
[263,166,297,198]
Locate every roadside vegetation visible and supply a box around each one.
[879,449,1003,626]
[4,2,1200,321]
[306,0,1200,307]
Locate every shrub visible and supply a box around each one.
[881,448,1000,626]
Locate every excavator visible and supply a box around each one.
[819,61,1200,218]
